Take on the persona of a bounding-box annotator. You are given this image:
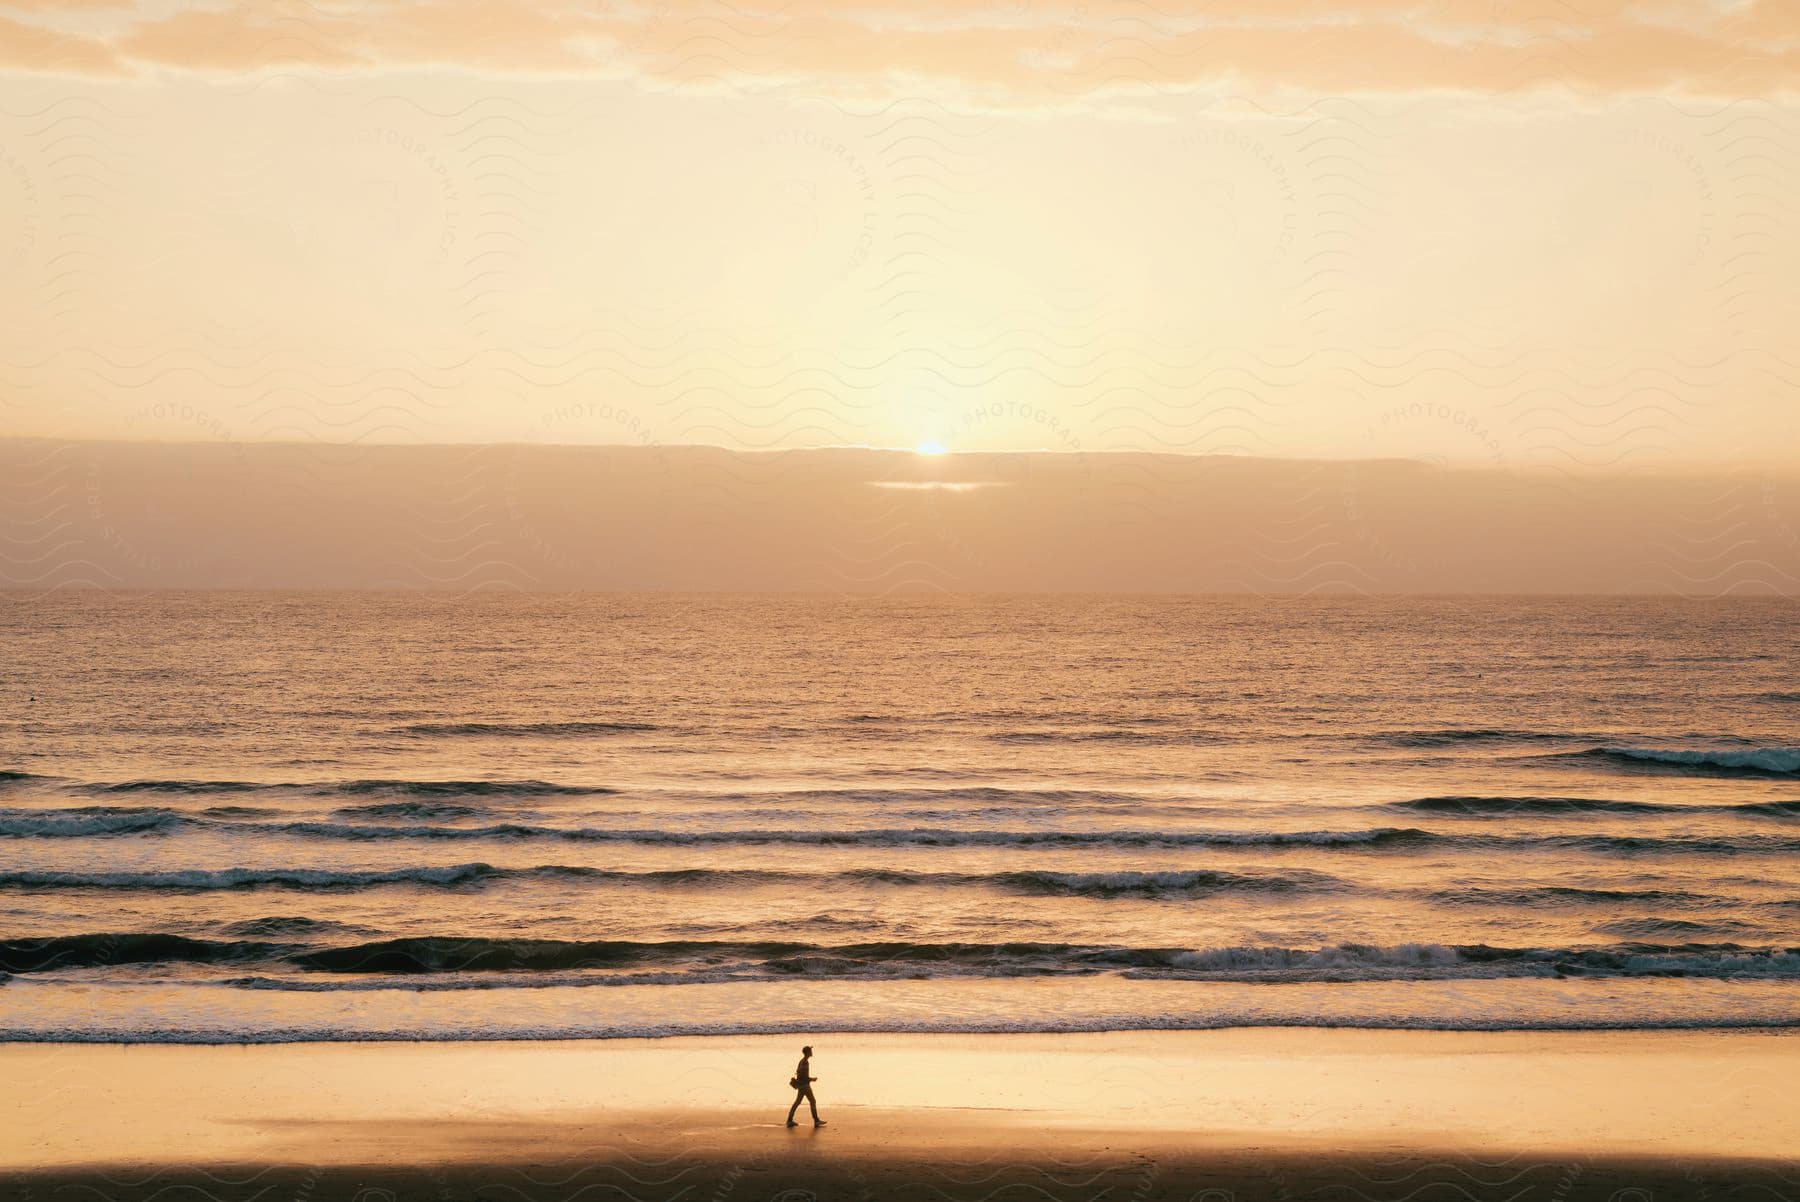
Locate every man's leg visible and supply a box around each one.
[806,1089,821,1124]
[787,1092,803,1125]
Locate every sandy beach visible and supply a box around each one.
[4,1029,1795,1200]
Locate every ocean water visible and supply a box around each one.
[1,592,1798,1043]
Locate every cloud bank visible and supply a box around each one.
[5,441,1796,594]
[6,0,1796,100]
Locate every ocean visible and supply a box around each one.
[2,592,1797,1042]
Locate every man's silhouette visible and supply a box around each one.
[785,1044,824,1127]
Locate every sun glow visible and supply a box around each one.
[916,441,948,456]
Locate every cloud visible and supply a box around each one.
[0,11,122,73]
[1,0,1794,100]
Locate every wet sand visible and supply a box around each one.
[3,1029,1796,1200]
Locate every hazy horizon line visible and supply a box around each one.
[4,586,1794,601]
[4,437,1793,478]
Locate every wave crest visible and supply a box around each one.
[0,807,190,837]
[0,864,513,891]
[395,721,658,738]
[92,778,617,797]
[10,934,1800,984]
[1572,747,1800,777]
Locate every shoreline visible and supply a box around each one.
[4,1016,1800,1046]
[8,972,1798,1046]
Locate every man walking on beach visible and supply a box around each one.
[786,1044,825,1127]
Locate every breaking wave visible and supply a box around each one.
[1566,747,1800,777]
[0,807,192,837]
[0,863,1340,897]
[1364,729,1576,748]
[394,721,658,738]
[91,778,617,797]
[244,822,1447,848]
[8,809,1798,854]
[7,934,1800,983]
[1431,885,1713,907]
[1391,796,1800,818]
[331,801,493,820]
[0,864,522,891]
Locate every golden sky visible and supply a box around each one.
[1,0,1796,467]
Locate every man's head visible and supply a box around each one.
[802,1045,813,1057]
